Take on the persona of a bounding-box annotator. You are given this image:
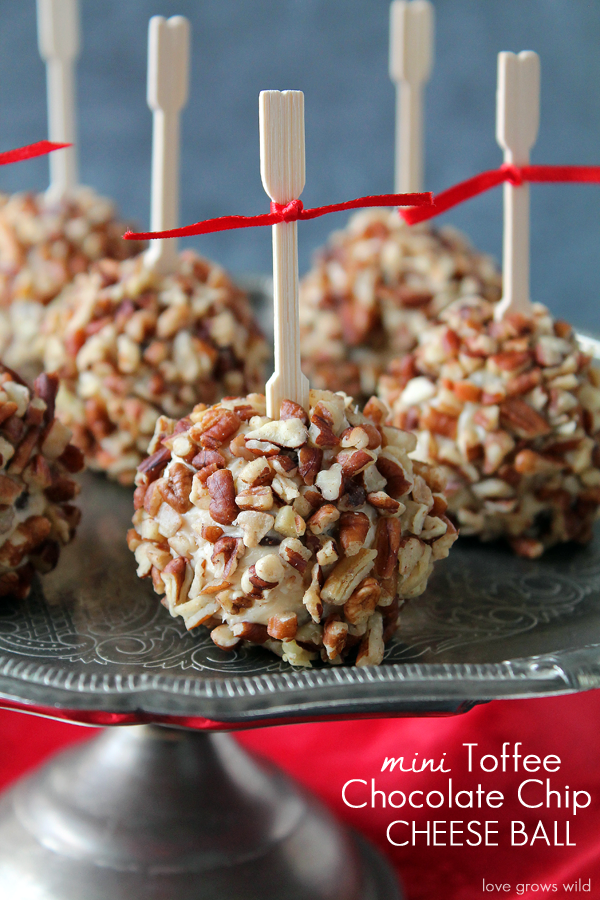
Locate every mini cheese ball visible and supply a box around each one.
[299,210,502,402]
[42,249,269,485]
[0,367,83,598]
[378,295,600,558]
[127,389,457,667]
[0,187,144,376]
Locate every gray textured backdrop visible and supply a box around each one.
[0,1,598,329]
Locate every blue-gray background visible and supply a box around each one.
[0,0,598,330]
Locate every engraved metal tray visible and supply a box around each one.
[0,315,599,728]
[0,470,599,727]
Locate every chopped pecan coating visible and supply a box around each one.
[379,295,600,556]
[299,210,501,402]
[41,250,268,484]
[130,389,455,665]
[0,366,82,598]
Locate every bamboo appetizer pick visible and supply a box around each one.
[260,90,310,418]
[495,50,541,321]
[145,15,190,275]
[37,0,80,200]
[389,0,434,194]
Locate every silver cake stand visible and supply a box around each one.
[0,475,599,899]
[0,316,599,899]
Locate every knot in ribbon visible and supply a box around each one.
[500,163,525,186]
[270,199,304,222]
[123,191,433,242]
[401,162,600,226]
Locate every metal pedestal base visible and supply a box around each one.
[0,725,402,899]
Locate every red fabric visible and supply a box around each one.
[0,692,599,898]
[123,191,433,241]
[0,140,71,167]
[401,163,600,225]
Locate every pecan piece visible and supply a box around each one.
[200,524,224,543]
[230,622,269,644]
[8,427,41,475]
[143,479,163,516]
[321,548,377,605]
[267,612,298,641]
[159,462,194,513]
[211,535,244,577]
[207,469,237,525]
[279,537,312,573]
[133,485,146,510]
[337,449,376,477]
[239,457,272,486]
[57,443,85,473]
[0,402,18,426]
[137,447,171,485]
[374,518,402,579]
[338,511,370,557]
[191,449,226,471]
[412,460,446,493]
[45,477,79,503]
[356,611,385,666]
[280,399,309,425]
[33,372,58,423]
[344,576,381,625]
[489,350,533,372]
[193,409,241,449]
[235,485,274,511]
[235,511,274,548]
[323,614,348,660]
[362,397,388,425]
[298,447,323,485]
[499,397,551,439]
[229,433,256,460]
[302,563,323,622]
[245,418,308,449]
[210,624,240,651]
[375,452,412,498]
[243,566,271,593]
[162,557,189,605]
[340,424,382,451]
[307,503,340,535]
[367,491,401,514]
[419,407,458,440]
[308,403,339,447]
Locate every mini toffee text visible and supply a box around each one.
[341,743,591,848]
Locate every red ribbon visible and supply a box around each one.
[0,140,71,167]
[123,191,433,241]
[401,163,600,225]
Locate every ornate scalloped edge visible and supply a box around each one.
[0,645,597,707]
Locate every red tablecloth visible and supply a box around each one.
[0,692,598,900]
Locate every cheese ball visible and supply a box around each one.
[42,250,269,485]
[127,390,457,667]
[0,187,144,376]
[300,210,501,401]
[0,367,83,598]
[378,295,600,558]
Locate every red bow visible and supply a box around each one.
[401,163,600,225]
[123,191,433,241]
[0,140,71,167]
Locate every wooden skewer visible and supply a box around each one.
[389,0,434,194]
[260,90,310,419]
[37,0,80,200]
[495,50,541,321]
[144,15,190,275]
